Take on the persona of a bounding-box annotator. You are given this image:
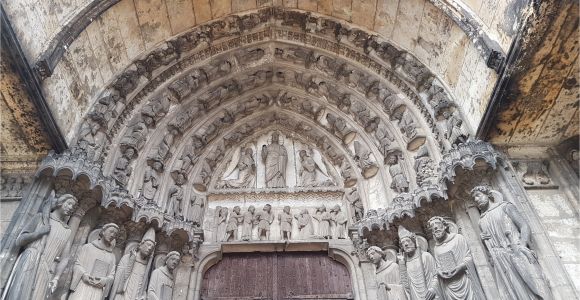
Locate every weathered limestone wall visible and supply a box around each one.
[2,0,506,143]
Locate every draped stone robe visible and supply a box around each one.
[479,202,551,300]
[374,260,408,300]
[147,266,175,300]
[69,241,117,300]
[4,214,72,300]
[262,143,287,188]
[402,251,438,300]
[111,250,151,300]
[432,233,484,300]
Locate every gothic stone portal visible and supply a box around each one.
[200,252,353,300]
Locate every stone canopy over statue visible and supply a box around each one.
[261,132,288,188]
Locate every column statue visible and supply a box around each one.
[111,228,156,300]
[261,132,288,188]
[428,217,485,300]
[69,223,120,300]
[366,246,408,300]
[471,186,553,300]
[397,226,439,300]
[3,194,78,300]
[147,251,181,300]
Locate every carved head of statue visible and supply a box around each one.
[248,205,255,213]
[398,226,417,255]
[366,246,386,266]
[139,228,156,258]
[331,205,341,213]
[99,223,120,246]
[165,251,181,271]
[283,206,291,214]
[271,132,280,143]
[300,209,309,215]
[233,206,241,214]
[263,204,272,213]
[299,150,307,159]
[427,216,448,241]
[470,185,492,211]
[53,194,78,216]
[124,147,136,159]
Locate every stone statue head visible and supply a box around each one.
[271,132,280,143]
[165,251,181,271]
[138,228,156,257]
[283,206,291,214]
[99,223,120,246]
[427,216,448,241]
[233,206,241,214]
[53,194,78,216]
[301,209,309,215]
[470,185,492,211]
[366,246,386,265]
[318,205,326,212]
[263,204,272,212]
[398,226,417,255]
[299,150,307,159]
[248,205,255,213]
[124,147,135,158]
[332,205,341,212]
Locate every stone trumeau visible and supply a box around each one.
[0,1,578,300]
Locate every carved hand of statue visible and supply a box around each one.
[90,277,107,288]
[379,282,391,291]
[439,263,467,279]
[38,224,51,236]
[510,243,538,264]
[48,277,59,294]
[480,232,492,241]
[426,289,437,300]
[81,273,93,284]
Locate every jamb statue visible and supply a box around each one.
[147,251,181,300]
[366,246,408,300]
[397,226,438,300]
[110,228,156,300]
[3,194,78,300]
[69,223,120,300]
[428,216,485,300]
[472,186,553,300]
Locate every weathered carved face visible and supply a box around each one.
[366,249,382,265]
[400,237,416,254]
[473,191,490,210]
[61,198,77,216]
[166,254,180,270]
[102,227,119,244]
[139,240,155,257]
[429,220,446,240]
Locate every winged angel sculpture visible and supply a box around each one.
[298,148,334,187]
[218,147,256,188]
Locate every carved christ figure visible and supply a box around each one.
[69,223,120,300]
[472,186,553,300]
[428,217,485,300]
[147,251,181,300]
[4,194,78,300]
[261,132,288,188]
[110,228,156,300]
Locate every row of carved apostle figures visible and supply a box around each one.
[367,186,554,300]
[3,193,181,300]
[214,203,349,242]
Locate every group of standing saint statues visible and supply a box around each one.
[215,203,349,242]
[3,194,182,300]
[367,185,553,300]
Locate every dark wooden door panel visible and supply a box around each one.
[201,252,353,300]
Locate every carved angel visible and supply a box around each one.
[219,147,256,188]
[298,149,333,187]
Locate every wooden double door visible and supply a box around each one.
[201,252,354,300]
